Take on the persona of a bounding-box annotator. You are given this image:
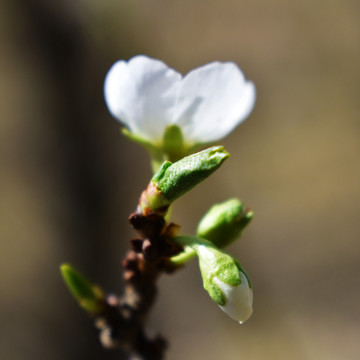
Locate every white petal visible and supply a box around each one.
[213,273,253,324]
[104,55,181,142]
[173,62,256,144]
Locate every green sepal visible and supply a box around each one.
[161,124,205,162]
[214,261,242,286]
[122,126,219,174]
[123,125,185,162]
[122,128,160,155]
[162,125,185,162]
[151,160,173,183]
[60,263,105,315]
[204,280,226,306]
[235,261,252,288]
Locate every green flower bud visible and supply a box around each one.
[138,146,229,215]
[171,236,253,324]
[197,198,253,248]
[153,145,229,201]
[123,125,189,173]
[60,263,105,315]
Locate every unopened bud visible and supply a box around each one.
[172,236,253,323]
[197,198,253,248]
[138,146,229,215]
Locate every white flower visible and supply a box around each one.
[212,272,253,324]
[104,55,256,150]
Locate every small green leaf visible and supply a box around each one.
[60,263,105,314]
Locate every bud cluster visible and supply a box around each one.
[61,144,254,329]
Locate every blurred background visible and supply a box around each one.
[1,0,359,359]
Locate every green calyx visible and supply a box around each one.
[152,146,229,204]
[122,124,186,162]
[162,124,185,162]
[170,236,248,306]
[161,125,204,162]
[123,125,204,173]
[197,198,253,248]
[60,263,105,315]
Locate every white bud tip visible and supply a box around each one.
[213,272,253,324]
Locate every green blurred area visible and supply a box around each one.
[0,0,359,359]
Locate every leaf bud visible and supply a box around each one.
[60,263,105,315]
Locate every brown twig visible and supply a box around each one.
[93,211,183,359]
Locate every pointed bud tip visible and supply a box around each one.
[60,263,72,276]
[205,146,230,167]
[213,274,253,324]
[245,209,254,219]
[208,145,230,157]
[60,263,105,314]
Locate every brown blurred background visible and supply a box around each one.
[1,0,359,359]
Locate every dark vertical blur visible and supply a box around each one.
[0,1,134,359]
